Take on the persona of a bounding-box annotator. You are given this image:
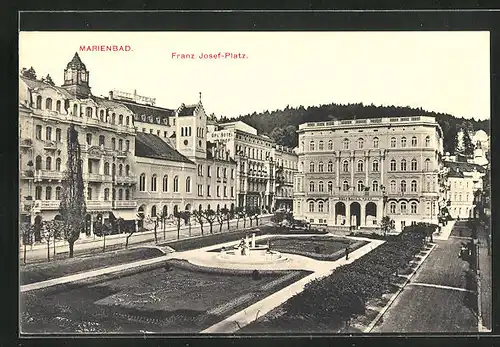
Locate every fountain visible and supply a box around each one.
[215,232,288,265]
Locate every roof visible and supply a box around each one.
[178,104,197,116]
[20,76,74,99]
[444,160,487,174]
[206,142,237,163]
[93,96,132,110]
[117,99,174,124]
[447,169,465,178]
[67,52,87,70]
[135,133,194,164]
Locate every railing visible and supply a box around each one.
[35,170,64,181]
[86,173,104,182]
[116,176,137,185]
[20,139,33,148]
[33,200,60,210]
[299,116,436,129]
[113,200,137,209]
[86,200,113,210]
[43,141,58,150]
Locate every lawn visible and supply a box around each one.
[20,248,165,285]
[21,265,310,334]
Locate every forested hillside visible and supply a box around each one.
[219,103,489,155]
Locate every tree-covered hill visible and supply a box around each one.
[219,103,489,155]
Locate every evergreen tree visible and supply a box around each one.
[462,129,475,157]
[21,67,37,80]
[59,124,86,258]
[43,74,55,86]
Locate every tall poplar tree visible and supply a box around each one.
[59,124,86,258]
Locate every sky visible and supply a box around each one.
[19,31,490,120]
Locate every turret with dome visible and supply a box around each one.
[61,52,91,98]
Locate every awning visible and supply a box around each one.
[110,210,138,221]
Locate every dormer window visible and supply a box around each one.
[141,115,146,121]
[156,117,160,124]
[148,116,153,122]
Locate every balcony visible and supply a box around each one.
[35,170,64,181]
[43,141,59,151]
[86,200,113,210]
[33,200,61,211]
[113,200,137,209]
[116,151,128,159]
[20,169,34,180]
[116,176,137,185]
[20,139,33,149]
[86,173,104,182]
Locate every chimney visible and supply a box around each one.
[109,91,113,100]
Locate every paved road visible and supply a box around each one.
[20,215,272,263]
[372,237,478,333]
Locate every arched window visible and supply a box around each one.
[309,201,315,213]
[390,180,396,193]
[36,96,42,109]
[327,181,333,192]
[343,138,349,149]
[342,160,349,172]
[310,162,315,173]
[318,201,324,213]
[372,160,379,172]
[400,202,407,214]
[163,175,168,191]
[118,164,123,176]
[400,159,407,171]
[56,100,61,112]
[318,141,324,150]
[55,158,61,171]
[411,180,417,192]
[342,180,349,191]
[358,138,364,149]
[85,107,92,117]
[357,160,364,172]
[372,180,379,192]
[357,180,364,191]
[425,136,431,147]
[35,155,42,170]
[45,156,52,170]
[390,159,396,171]
[99,135,105,147]
[411,202,417,214]
[411,159,417,171]
[118,114,124,125]
[125,165,130,176]
[111,138,116,150]
[35,186,42,200]
[300,141,304,151]
[151,174,157,191]
[425,159,431,171]
[309,141,315,151]
[151,205,157,217]
[104,162,110,175]
[111,113,116,124]
[118,189,123,200]
[373,137,379,148]
[112,163,116,176]
[318,181,324,192]
[104,188,110,201]
[55,186,62,200]
[173,176,179,192]
[45,98,52,110]
[401,180,407,193]
[45,186,52,200]
[186,177,191,193]
[401,136,407,148]
[390,202,396,214]
[126,116,130,126]
[318,162,324,172]
[46,127,52,141]
[328,140,333,150]
[73,104,78,116]
[327,161,333,172]
[87,187,92,200]
[125,189,130,200]
[139,173,146,191]
[86,133,92,146]
[309,181,315,192]
[411,136,417,147]
[118,139,123,151]
[99,110,105,121]
[390,137,397,148]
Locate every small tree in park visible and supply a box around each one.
[20,223,35,264]
[181,210,192,237]
[43,220,63,262]
[234,206,244,229]
[125,213,142,249]
[246,206,254,227]
[380,216,394,238]
[203,208,217,234]
[193,209,205,236]
[59,124,86,258]
[158,211,168,240]
[216,208,228,233]
[253,207,261,226]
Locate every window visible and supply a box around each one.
[319,141,324,150]
[411,159,417,171]
[357,180,364,191]
[411,180,417,192]
[173,176,179,192]
[401,137,407,147]
[231,169,235,179]
[86,133,92,146]
[56,128,62,142]
[35,155,42,170]
[390,180,396,193]
[373,137,379,148]
[328,181,333,192]
[207,185,211,196]
[372,160,379,172]
[390,137,396,148]
[85,107,92,118]
[411,136,417,147]
[358,138,364,149]
[112,114,116,124]
[45,186,52,200]
[309,181,315,192]
[35,186,42,200]
[118,164,123,176]
[425,159,431,171]
[425,136,431,147]
[73,104,78,116]
[401,180,407,193]
[207,165,211,177]
[118,189,123,200]
[309,141,315,151]
[55,187,62,200]
[139,173,146,191]
[111,138,116,150]
[372,180,379,192]
[318,181,324,192]
[36,96,42,109]
[56,100,61,112]
[87,187,92,200]
[318,201,324,213]
[217,167,221,178]
[223,168,227,179]
[118,114,123,125]
[357,160,364,172]
[411,202,417,214]
[390,202,396,214]
[318,162,324,172]
[55,158,61,171]
[186,177,191,193]
[309,201,314,213]
[125,165,130,176]
[44,98,53,110]
[231,187,234,197]
[328,140,333,150]
[126,116,130,126]
[35,125,42,140]
[99,110,104,121]
[342,160,349,172]
[310,162,315,173]
[342,181,349,191]
[390,159,396,171]
[104,188,110,201]
[125,140,130,152]
[400,159,407,171]
[343,138,349,149]
[224,186,227,197]
[46,127,52,141]
[45,156,52,170]
[400,202,407,214]
[98,135,105,147]
[327,161,333,172]
[217,186,220,197]
[150,174,157,191]
[104,162,110,175]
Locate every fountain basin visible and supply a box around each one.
[215,248,288,265]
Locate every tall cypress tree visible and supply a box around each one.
[59,124,86,258]
[462,129,475,157]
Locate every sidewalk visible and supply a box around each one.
[477,228,491,331]
[433,220,456,241]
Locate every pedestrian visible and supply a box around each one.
[345,245,350,260]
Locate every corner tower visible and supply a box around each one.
[61,52,91,98]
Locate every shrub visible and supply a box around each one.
[252,270,261,281]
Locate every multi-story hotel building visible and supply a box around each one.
[295,116,445,232]
[274,145,298,211]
